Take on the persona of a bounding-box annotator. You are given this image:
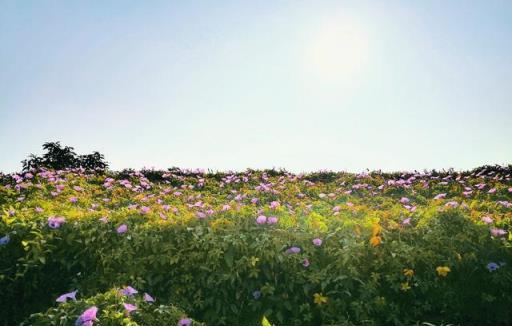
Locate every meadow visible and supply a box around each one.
[1,166,511,325]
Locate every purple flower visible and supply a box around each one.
[486,262,500,272]
[302,258,310,267]
[270,201,280,209]
[400,197,410,204]
[140,206,150,214]
[481,216,493,224]
[0,235,10,245]
[69,196,78,203]
[48,216,66,229]
[143,292,155,302]
[286,246,301,254]
[445,201,459,208]
[490,228,507,237]
[267,216,278,225]
[312,238,322,247]
[256,215,267,224]
[123,303,137,314]
[121,286,138,296]
[99,216,108,223]
[117,224,128,234]
[8,209,15,216]
[73,186,83,191]
[250,198,259,204]
[177,318,192,326]
[434,193,447,200]
[196,211,206,219]
[402,217,411,225]
[56,290,77,303]
[35,207,44,213]
[75,306,98,326]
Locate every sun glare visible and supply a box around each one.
[303,14,369,83]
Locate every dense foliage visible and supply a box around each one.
[21,142,108,171]
[1,166,511,325]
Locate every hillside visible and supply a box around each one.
[1,167,511,325]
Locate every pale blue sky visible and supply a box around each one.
[1,1,511,173]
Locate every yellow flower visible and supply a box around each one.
[370,235,381,247]
[403,268,414,277]
[372,224,382,236]
[400,282,411,291]
[436,266,451,277]
[313,293,328,305]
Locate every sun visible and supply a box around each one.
[303,14,369,83]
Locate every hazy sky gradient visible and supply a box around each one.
[1,1,511,173]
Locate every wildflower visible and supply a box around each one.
[177,318,192,326]
[267,216,278,224]
[117,224,128,234]
[48,216,66,229]
[8,209,15,216]
[346,202,354,207]
[486,262,500,272]
[436,266,451,277]
[0,235,9,245]
[140,206,150,214]
[251,198,259,204]
[400,282,411,291]
[270,201,280,209]
[370,236,382,247]
[69,197,78,203]
[123,303,137,315]
[35,207,44,213]
[286,246,301,254]
[332,205,341,212]
[402,217,411,225]
[143,293,155,302]
[121,286,138,296]
[252,290,262,300]
[481,216,493,224]
[400,197,410,204]
[312,238,323,246]
[490,228,507,237]
[302,258,310,267]
[403,269,414,277]
[75,306,98,326]
[256,215,267,224]
[434,193,446,200]
[196,211,206,219]
[73,186,82,191]
[56,290,77,303]
[488,188,496,194]
[313,293,328,305]
[445,201,459,208]
[99,216,108,223]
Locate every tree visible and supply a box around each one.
[22,142,108,171]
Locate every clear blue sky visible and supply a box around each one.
[1,1,511,173]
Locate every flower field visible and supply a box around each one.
[1,166,511,325]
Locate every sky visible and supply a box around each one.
[1,1,511,173]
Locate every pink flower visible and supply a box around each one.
[332,206,341,212]
[445,201,458,208]
[434,193,446,200]
[256,215,267,224]
[69,197,78,203]
[481,216,493,224]
[73,186,83,191]
[488,188,497,194]
[196,211,206,219]
[75,306,98,326]
[117,224,128,234]
[48,216,65,229]
[267,216,278,224]
[400,197,410,204]
[302,258,310,267]
[140,206,150,214]
[490,228,507,237]
[508,187,512,193]
[312,238,322,246]
[270,201,280,209]
[123,303,137,314]
[143,293,155,302]
[402,217,411,225]
[35,207,44,213]
[121,286,138,296]
[346,202,354,207]
[56,290,77,303]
